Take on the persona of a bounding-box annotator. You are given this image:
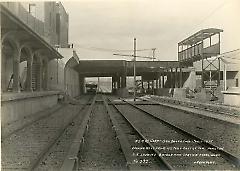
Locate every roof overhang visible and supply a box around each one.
[75,60,180,77]
[178,28,223,46]
[1,4,63,60]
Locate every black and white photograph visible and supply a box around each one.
[1,0,240,170]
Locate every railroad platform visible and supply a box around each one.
[139,95,240,125]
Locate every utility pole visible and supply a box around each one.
[133,38,136,101]
[55,45,60,84]
[113,39,156,101]
[152,48,156,61]
[152,48,156,95]
[97,77,100,93]
[223,61,227,91]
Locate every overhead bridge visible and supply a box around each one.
[76,60,180,76]
[75,60,191,94]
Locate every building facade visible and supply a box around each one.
[1,1,71,93]
[1,1,80,127]
[56,2,69,48]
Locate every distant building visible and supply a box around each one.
[193,57,240,89]
[1,1,71,93]
[6,1,69,47]
[43,1,59,46]
[56,2,69,48]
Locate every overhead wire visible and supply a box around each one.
[159,0,229,53]
[71,1,229,59]
[73,43,154,52]
[217,49,240,63]
[218,49,240,60]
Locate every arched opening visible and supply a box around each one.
[64,57,79,97]
[32,54,38,91]
[42,58,48,90]
[1,39,16,92]
[19,47,31,91]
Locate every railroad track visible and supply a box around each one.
[144,96,240,117]
[1,95,90,141]
[60,94,127,171]
[106,97,240,170]
[104,96,171,170]
[132,96,240,158]
[2,94,239,170]
[138,96,240,127]
[1,95,93,170]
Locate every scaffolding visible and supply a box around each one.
[178,28,223,92]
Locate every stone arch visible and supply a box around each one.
[64,57,79,97]
[31,52,43,91]
[31,54,38,91]
[42,57,49,90]
[1,36,20,92]
[19,46,33,91]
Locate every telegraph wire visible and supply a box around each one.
[73,43,155,52]
[219,48,240,56]
[159,0,229,53]
[218,48,240,61]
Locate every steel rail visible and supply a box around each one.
[143,96,239,117]
[29,96,94,171]
[60,95,97,171]
[2,104,64,141]
[108,97,173,170]
[2,96,91,141]
[122,98,240,168]
[139,97,240,126]
[102,96,139,170]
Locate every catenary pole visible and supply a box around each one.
[134,38,136,101]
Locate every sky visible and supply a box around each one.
[62,0,240,61]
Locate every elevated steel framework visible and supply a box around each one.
[178,28,223,92]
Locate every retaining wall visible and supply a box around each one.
[1,91,60,126]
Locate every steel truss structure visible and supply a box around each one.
[178,28,223,95]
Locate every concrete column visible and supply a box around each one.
[42,59,48,90]
[121,75,126,88]
[159,77,161,88]
[117,76,121,89]
[121,64,127,88]
[79,75,85,94]
[121,74,126,88]
[112,77,115,89]
[12,49,21,92]
[175,68,178,88]
[180,67,183,88]
[26,54,33,91]
[1,53,7,91]
[36,60,43,91]
[166,69,170,88]
[112,77,114,92]
[162,71,165,88]
[112,76,117,94]
[218,57,221,86]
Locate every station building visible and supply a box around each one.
[1,2,80,126]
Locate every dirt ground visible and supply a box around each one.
[78,102,127,170]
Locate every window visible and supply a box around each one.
[50,12,52,26]
[29,3,36,17]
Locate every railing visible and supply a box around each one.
[178,43,202,61]
[1,2,44,38]
[178,43,220,61]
